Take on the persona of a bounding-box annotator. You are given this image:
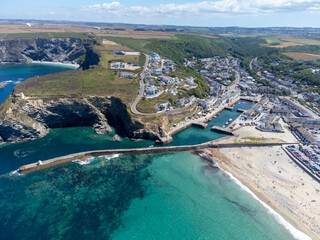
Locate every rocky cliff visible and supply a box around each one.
[0,38,85,63]
[0,96,166,143]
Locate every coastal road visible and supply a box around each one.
[131,53,149,115]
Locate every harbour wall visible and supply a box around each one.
[19,142,292,174]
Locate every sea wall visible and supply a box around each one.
[19,142,291,174]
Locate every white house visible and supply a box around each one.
[146,85,158,95]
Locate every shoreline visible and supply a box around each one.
[207,147,320,240]
[30,60,80,68]
[0,61,79,68]
[222,166,311,240]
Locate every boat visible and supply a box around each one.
[226,121,229,125]
[229,118,232,122]
[222,125,226,128]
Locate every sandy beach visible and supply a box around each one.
[31,60,79,68]
[207,146,320,239]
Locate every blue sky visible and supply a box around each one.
[1,0,320,27]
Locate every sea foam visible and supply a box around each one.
[9,169,22,176]
[72,157,95,165]
[103,154,121,161]
[222,169,311,240]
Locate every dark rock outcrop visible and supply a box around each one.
[0,96,164,143]
[112,134,121,142]
[0,38,84,64]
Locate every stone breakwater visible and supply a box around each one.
[19,142,292,174]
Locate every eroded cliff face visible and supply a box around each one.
[0,38,84,63]
[0,96,165,143]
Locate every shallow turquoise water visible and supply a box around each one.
[0,153,295,239]
[0,65,299,239]
[0,101,252,174]
[0,63,76,104]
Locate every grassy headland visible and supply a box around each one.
[14,40,141,104]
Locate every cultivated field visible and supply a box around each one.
[97,30,175,39]
[281,37,320,46]
[265,36,320,48]
[268,41,304,48]
[284,52,320,60]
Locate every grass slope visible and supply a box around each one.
[15,42,141,104]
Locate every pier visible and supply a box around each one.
[224,106,234,111]
[237,108,246,113]
[192,122,208,129]
[18,142,291,174]
[211,126,234,135]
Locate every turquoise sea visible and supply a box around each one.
[0,64,306,239]
[0,63,76,104]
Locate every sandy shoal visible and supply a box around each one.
[207,146,320,239]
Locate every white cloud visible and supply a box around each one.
[82,0,320,18]
[48,11,56,15]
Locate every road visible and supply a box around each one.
[131,53,149,115]
[228,70,240,92]
[131,54,197,117]
[249,57,258,70]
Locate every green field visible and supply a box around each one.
[14,43,142,104]
[102,37,153,50]
[262,36,282,45]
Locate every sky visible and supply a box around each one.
[1,0,320,27]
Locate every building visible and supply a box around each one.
[153,68,162,75]
[111,62,127,69]
[284,117,319,124]
[168,88,177,95]
[119,72,135,79]
[112,50,125,55]
[146,85,158,95]
[186,76,196,86]
[296,126,317,144]
[257,122,283,132]
[176,97,187,106]
[271,108,292,117]
[261,114,278,124]
[282,98,310,117]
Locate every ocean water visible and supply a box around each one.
[0,101,251,174]
[0,64,306,239]
[0,63,76,104]
[0,153,299,239]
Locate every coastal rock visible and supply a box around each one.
[0,96,162,143]
[93,122,112,134]
[111,134,121,142]
[0,38,84,64]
